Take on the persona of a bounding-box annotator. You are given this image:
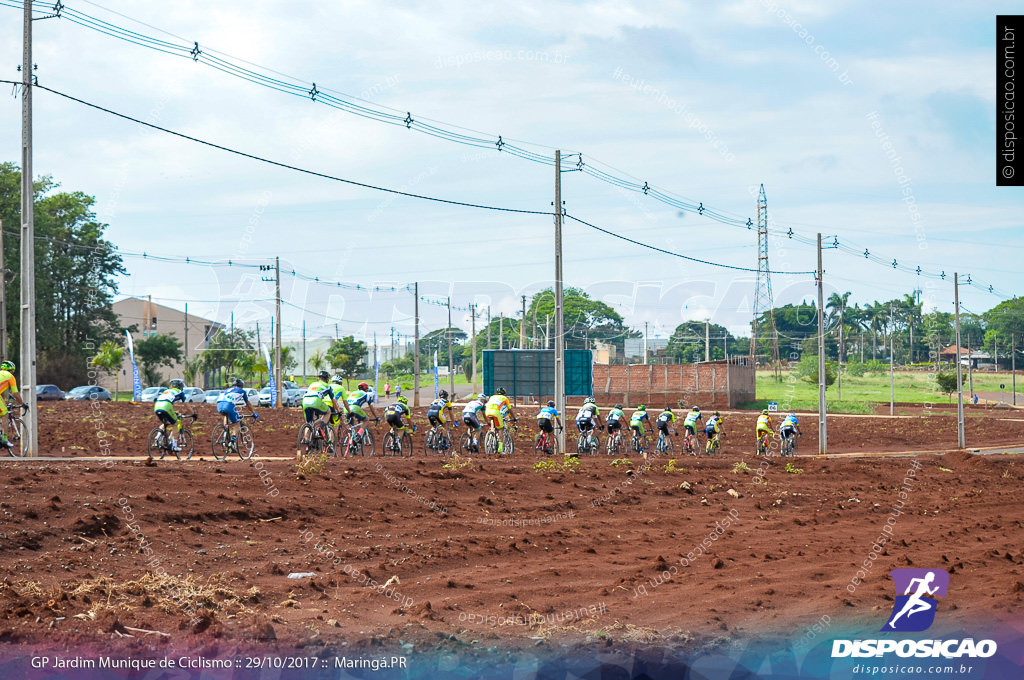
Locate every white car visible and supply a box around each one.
[182,387,206,403]
[257,387,273,407]
[139,386,165,402]
[204,389,223,404]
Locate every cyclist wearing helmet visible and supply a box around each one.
[536,399,562,436]
[575,396,603,435]
[328,373,351,425]
[384,395,413,433]
[0,360,25,450]
[629,404,650,437]
[705,410,724,453]
[216,377,257,449]
[301,371,335,435]
[780,412,801,441]
[428,389,455,428]
[346,381,380,426]
[461,393,487,451]
[655,406,676,437]
[154,379,197,452]
[756,409,774,448]
[683,405,703,438]
[605,403,626,436]
[485,387,517,452]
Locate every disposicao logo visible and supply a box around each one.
[881,568,948,632]
[832,569,998,660]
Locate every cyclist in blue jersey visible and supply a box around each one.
[217,378,258,450]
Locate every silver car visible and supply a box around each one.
[204,389,223,404]
[140,386,165,402]
[182,387,206,403]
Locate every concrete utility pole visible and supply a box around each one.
[21,0,39,457]
[967,333,974,399]
[954,273,965,448]
[816,233,827,455]
[554,150,566,454]
[889,305,894,416]
[499,314,504,350]
[413,282,420,408]
[704,319,710,363]
[1013,331,1017,406]
[837,303,844,401]
[520,295,526,349]
[302,320,306,385]
[644,322,648,365]
[0,220,7,358]
[447,296,454,398]
[184,302,189,368]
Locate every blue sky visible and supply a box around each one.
[0,0,1019,344]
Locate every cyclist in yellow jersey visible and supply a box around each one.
[755,409,773,453]
[484,387,517,452]
[0,361,25,450]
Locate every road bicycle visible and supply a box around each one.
[756,430,773,457]
[147,413,197,461]
[425,421,453,456]
[211,413,258,461]
[780,431,800,457]
[605,427,625,456]
[340,417,377,457]
[381,424,414,457]
[535,426,561,456]
[484,419,516,455]
[3,402,27,458]
[297,417,336,459]
[654,428,676,456]
[575,425,602,456]
[705,430,726,457]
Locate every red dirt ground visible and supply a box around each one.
[1,402,1023,664]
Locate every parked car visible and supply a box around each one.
[204,389,223,404]
[140,386,165,402]
[257,387,273,407]
[65,385,112,401]
[36,384,65,401]
[182,387,206,403]
[284,388,304,407]
[243,387,259,403]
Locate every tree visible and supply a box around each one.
[309,348,326,374]
[983,298,1024,367]
[135,334,183,385]
[665,321,734,363]
[327,336,367,385]
[420,328,467,366]
[528,288,638,352]
[197,328,254,385]
[936,372,959,402]
[1,163,125,385]
[90,340,123,398]
[796,354,836,388]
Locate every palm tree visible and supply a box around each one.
[309,348,326,375]
[90,341,124,399]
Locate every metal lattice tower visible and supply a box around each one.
[749,184,781,374]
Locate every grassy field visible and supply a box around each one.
[752,368,1023,414]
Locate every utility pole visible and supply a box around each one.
[644,322,648,364]
[1013,331,1017,406]
[390,326,395,362]
[532,303,538,350]
[554,150,566,454]
[302,319,306,385]
[184,302,189,374]
[487,305,491,349]
[413,282,420,408]
[0,220,6,358]
[889,305,894,416]
[447,296,454,398]
[837,303,844,401]
[816,233,827,455]
[545,314,550,350]
[470,303,477,395]
[704,319,710,363]
[19,0,38,456]
[499,314,504,350]
[954,273,965,448]
[520,295,526,349]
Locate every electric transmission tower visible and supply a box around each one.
[749,184,781,378]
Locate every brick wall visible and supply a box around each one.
[590,359,755,408]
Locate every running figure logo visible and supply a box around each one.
[881,569,949,632]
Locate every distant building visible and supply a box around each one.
[111,297,223,391]
[624,337,668,361]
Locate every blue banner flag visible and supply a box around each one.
[125,330,142,401]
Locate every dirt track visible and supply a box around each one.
[1,401,1023,663]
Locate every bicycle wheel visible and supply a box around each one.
[297,423,315,458]
[501,430,514,456]
[211,424,229,461]
[707,437,721,457]
[605,434,619,456]
[425,428,436,453]
[535,433,546,455]
[381,431,396,456]
[484,430,498,455]
[576,435,584,455]
[436,427,451,455]
[361,427,375,456]
[237,424,255,460]
[336,422,349,454]
[320,424,336,458]
[147,428,166,460]
[179,428,195,461]
[401,431,413,457]
[5,416,25,458]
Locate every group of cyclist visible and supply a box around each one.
[135,363,803,458]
